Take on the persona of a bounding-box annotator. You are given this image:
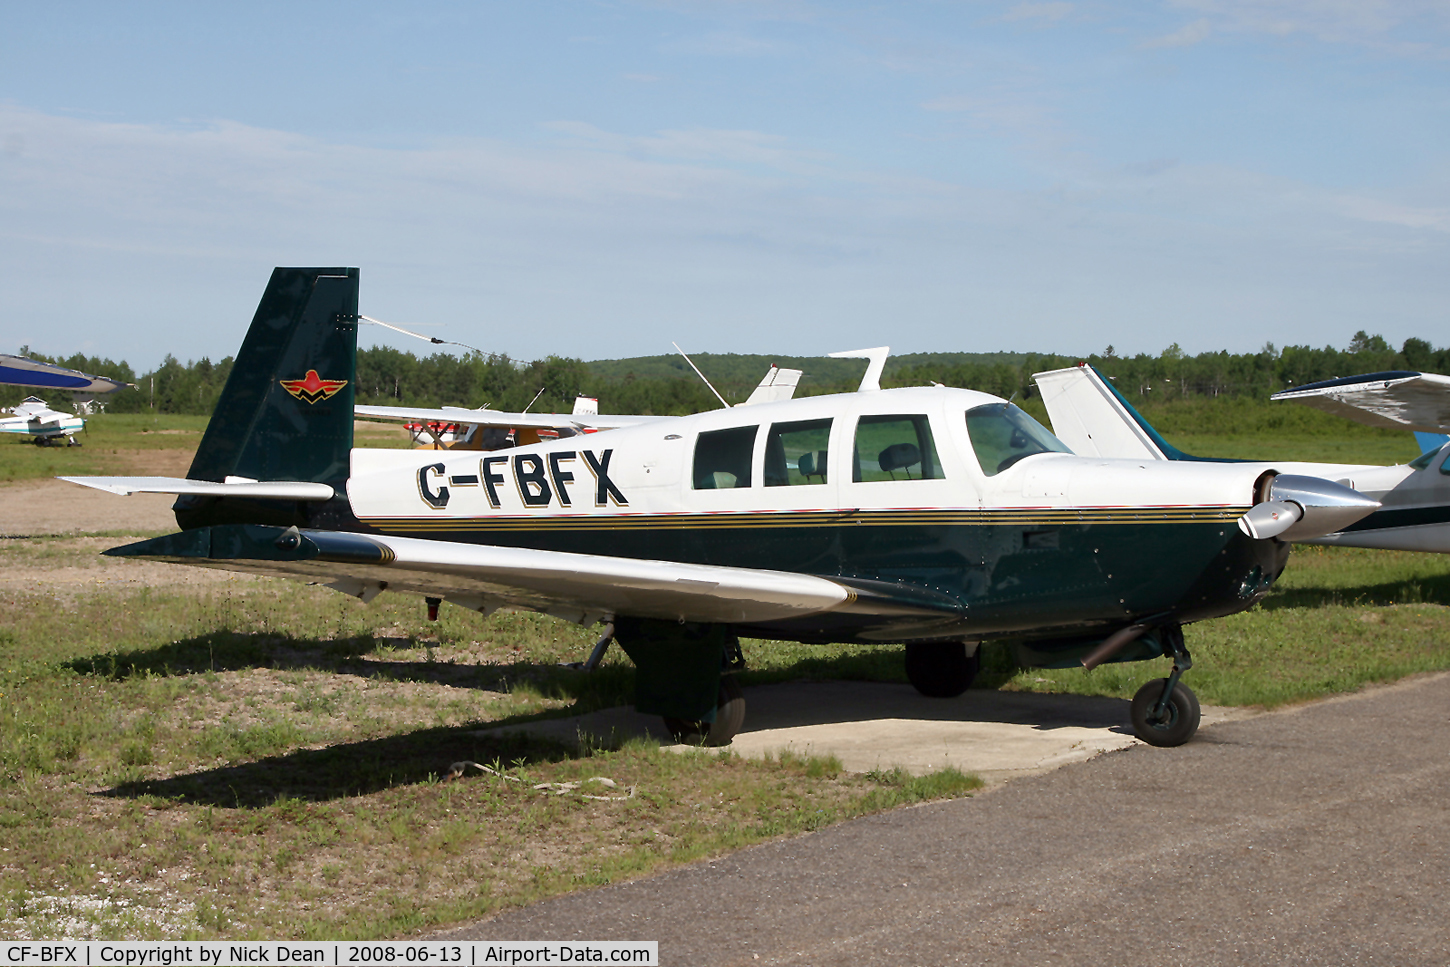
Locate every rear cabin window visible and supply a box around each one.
[764,419,832,486]
[693,425,758,490]
[852,415,944,482]
[964,403,1071,476]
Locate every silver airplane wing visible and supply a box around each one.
[1270,371,1450,435]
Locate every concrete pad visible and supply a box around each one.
[474,681,1259,785]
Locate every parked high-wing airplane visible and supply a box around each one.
[1,354,131,445]
[62,269,1380,748]
[1035,363,1450,553]
[1,396,85,445]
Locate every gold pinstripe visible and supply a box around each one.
[359,506,1250,534]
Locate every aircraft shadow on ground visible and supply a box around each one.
[1262,573,1450,610]
[64,630,638,707]
[101,723,573,808]
[713,683,1132,735]
[82,633,1134,807]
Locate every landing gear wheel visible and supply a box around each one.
[663,675,746,747]
[905,642,980,698]
[1130,678,1201,747]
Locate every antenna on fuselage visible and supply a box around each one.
[828,346,890,393]
[672,342,731,409]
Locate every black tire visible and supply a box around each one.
[1130,679,1201,747]
[662,675,746,747]
[905,642,980,698]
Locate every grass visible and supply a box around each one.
[4,540,1448,940]
[0,414,410,483]
[0,567,983,940]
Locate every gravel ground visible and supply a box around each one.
[0,478,180,536]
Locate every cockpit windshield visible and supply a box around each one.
[965,403,1072,476]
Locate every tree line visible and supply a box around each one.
[5,331,1448,417]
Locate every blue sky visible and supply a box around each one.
[2,1,1448,369]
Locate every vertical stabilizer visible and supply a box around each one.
[740,366,803,406]
[187,268,359,485]
[177,268,359,530]
[1034,363,1172,460]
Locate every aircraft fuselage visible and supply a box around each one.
[337,386,1290,645]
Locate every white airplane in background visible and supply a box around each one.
[355,365,804,450]
[1034,364,1450,554]
[0,396,85,445]
[60,268,1381,750]
[0,353,132,446]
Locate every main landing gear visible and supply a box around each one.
[582,619,749,747]
[664,674,746,747]
[1129,626,1201,747]
[905,641,980,698]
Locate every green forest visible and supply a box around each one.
[5,331,1448,423]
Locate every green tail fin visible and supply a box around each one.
[187,267,359,485]
[177,268,360,531]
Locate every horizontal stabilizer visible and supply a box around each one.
[59,476,335,500]
[1271,371,1450,434]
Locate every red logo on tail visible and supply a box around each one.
[279,370,348,404]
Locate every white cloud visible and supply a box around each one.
[1165,0,1450,51]
[1002,2,1075,23]
[1,103,1447,365]
[1141,17,1212,48]
[659,30,782,56]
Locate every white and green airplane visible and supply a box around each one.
[62,268,1380,748]
[1,396,85,445]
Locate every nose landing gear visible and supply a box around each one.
[1130,627,1200,747]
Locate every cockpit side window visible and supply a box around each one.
[852,415,944,482]
[965,403,1072,477]
[693,425,758,489]
[764,419,832,486]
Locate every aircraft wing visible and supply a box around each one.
[0,354,131,394]
[1270,371,1450,435]
[355,404,671,433]
[104,525,860,626]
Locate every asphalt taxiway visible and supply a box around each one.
[448,672,1450,965]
